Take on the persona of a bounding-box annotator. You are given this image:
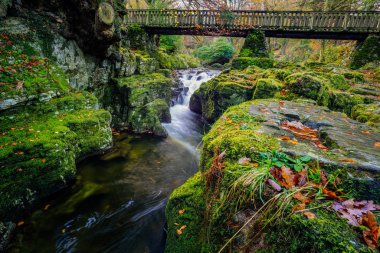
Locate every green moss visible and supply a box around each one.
[0,93,112,220]
[165,173,206,253]
[155,50,200,70]
[343,71,365,81]
[232,57,275,70]
[265,205,372,253]
[191,73,255,123]
[253,79,283,99]
[328,92,365,115]
[351,103,380,127]
[285,72,330,106]
[328,74,351,90]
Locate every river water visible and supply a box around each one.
[10,69,219,253]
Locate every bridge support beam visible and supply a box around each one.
[239,31,269,58]
[351,35,380,69]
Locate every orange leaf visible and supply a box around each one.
[281,166,297,188]
[322,188,342,200]
[362,211,380,249]
[17,220,25,226]
[176,229,183,235]
[303,211,316,219]
[41,158,46,164]
[374,142,380,148]
[340,158,356,163]
[292,203,306,212]
[178,209,185,215]
[278,136,290,141]
[294,192,313,203]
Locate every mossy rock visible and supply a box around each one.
[351,103,380,128]
[328,92,365,115]
[167,99,380,252]
[253,78,283,99]
[165,173,206,253]
[327,74,351,90]
[285,72,330,106]
[190,72,255,123]
[0,92,112,221]
[232,57,275,70]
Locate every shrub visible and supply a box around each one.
[195,38,235,65]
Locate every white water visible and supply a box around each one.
[163,68,220,155]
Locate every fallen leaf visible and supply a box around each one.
[174,223,179,226]
[44,204,50,211]
[361,130,371,134]
[340,158,356,163]
[281,166,297,188]
[323,188,342,200]
[17,220,25,226]
[362,211,380,249]
[292,203,306,212]
[303,211,316,219]
[41,158,46,164]
[176,229,183,235]
[178,209,185,215]
[374,142,380,148]
[294,192,313,203]
[267,179,282,192]
[278,136,291,141]
[238,157,251,165]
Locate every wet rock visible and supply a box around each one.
[196,76,203,81]
[249,100,380,172]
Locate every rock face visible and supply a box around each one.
[99,73,173,136]
[166,99,380,253]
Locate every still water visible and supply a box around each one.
[10,69,219,253]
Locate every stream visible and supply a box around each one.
[10,69,220,253]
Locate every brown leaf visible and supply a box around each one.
[322,188,342,200]
[297,169,308,187]
[374,142,380,148]
[17,220,25,226]
[178,209,185,215]
[340,158,356,163]
[362,211,380,249]
[176,229,183,235]
[303,211,316,219]
[292,203,306,212]
[294,192,313,203]
[281,166,297,188]
[320,171,328,186]
[278,136,291,141]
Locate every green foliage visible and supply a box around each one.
[253,79,283,99]
[160,35,182,53]
[156,50,200,70]
[195,38,235,65]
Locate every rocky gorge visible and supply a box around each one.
[0,0,380,252]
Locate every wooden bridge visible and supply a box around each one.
[124,10,380,40]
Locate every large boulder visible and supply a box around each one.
[351,35,380,69]
[166,99,380,253]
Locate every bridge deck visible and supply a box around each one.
[124,10,380,39]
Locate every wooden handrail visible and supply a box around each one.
[124,9,380,33]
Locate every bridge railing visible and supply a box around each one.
[124,10,380,33]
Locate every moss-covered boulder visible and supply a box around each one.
[351,35,380,69]
[352,103,380,128]
[0,92,112,222]
[253,78,283,99]
[285,72,330,106]
[101,72,173,136]
[166,99,380,253]
[189,71,255,123]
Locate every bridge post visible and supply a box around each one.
[350,35,380,69]
[239,30,269,58]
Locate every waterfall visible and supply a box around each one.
[163,68,220,155]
